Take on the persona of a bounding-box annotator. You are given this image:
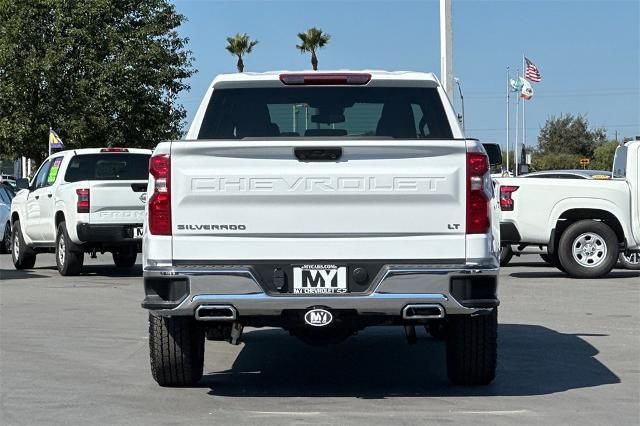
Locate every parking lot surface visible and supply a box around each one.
[1,253,639,425]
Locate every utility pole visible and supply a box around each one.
[440,0,453,101]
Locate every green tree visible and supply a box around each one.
[296,27,331,71]
[0,0,195,163]
[225,33,258,73]
[537,114,606,158]
[530,152,582,171]
[590,140,619,170]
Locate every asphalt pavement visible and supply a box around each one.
[1,253,639,425]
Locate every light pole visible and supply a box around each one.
[440,0,453,100]
[454,77,465,132]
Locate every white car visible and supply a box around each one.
[496,141,640,277]
[10,148,152,275]
[142,70,503,387]
[0,183,15,253]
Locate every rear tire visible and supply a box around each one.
[1,222,11,254]
[149,314,205,387]
[618,252,640,270]
[446,309,497,385]
[558,220,618,278]
[112,251,137,268]
[11,220,36,269]
[55,222,84,276]
[500,245,513,266]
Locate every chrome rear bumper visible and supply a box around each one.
[143,263,499,318]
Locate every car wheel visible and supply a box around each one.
[0,222,11,254]
[500,245,513,266]
[149,313,205,387]
[446,308,497,385]
[112,250,137,268]
[11,220,36,269]
[618,252,640,270]
[55,222,84,276]
[558,220,618,278]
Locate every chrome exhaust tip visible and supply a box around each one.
[195,305,237,321]
[402,304,445,320]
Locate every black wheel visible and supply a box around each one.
[547,250,567,273]
[112,250,137,268]
[149,313,205,387]
[558,220,618,278]
[539,253,552,265]
[55,222,84,276]
[11,220,36,269]
[446,309,497,385]
[425,321,447,340]
[618,252,640,270]
[0,221,11,254]
[500,245,513,266]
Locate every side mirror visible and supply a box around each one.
[15,178,29,191]
[483,143,503,167]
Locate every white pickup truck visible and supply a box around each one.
[497,140,640,278]
[143,71,503,387]
[11,148,152,275]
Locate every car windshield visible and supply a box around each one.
[197,87,453,140]
[64,153,151,182]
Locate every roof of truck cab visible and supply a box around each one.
[210,70,441,85]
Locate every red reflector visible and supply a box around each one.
[76,188,90,213]
[279,73,371,85]
[148,154,171,235]
[100,147,129,152]
[499,185,519,211]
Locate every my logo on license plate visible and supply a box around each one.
[293,265,347,294]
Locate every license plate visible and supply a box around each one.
[133,227,144,238]
[293,265,347,294]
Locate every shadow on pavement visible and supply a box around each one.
[0,268,50,280]
[510,271,639,279]
[79,264,142,277]
[203,324,619,398]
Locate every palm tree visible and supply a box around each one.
[225,33,258,73]
[296,27,331,71]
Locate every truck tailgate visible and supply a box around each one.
[88,180,147,224]
[170,141,467,261]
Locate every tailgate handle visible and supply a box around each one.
[294,147,342,162]
[131,183,148,192]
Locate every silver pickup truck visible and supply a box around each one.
[142,71,503,387]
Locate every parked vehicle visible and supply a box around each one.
[142,71,503,387]
[0,183,15,253]
[496,141,640,277]
[0,174,17,191]
[10,148,152,275]
[521,169,612,180]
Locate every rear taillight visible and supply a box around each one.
[499,185,519,211]
[76,188,90,213]
[279,73,371,85]
[466,152,490,234]
[148,154,171,235]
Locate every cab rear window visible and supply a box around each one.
[197,87,454,140]
[64,153,151,182]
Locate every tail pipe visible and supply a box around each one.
[195,305,237,321]
[402,304,445,320]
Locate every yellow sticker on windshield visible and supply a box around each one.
[591,175,611,180]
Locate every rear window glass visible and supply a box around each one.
[612,146,627,178]
[64,153,151,182]
[197,87,453,140]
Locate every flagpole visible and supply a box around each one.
[514,68,520,177]
[506,66,510,175]
[522,54,526,174]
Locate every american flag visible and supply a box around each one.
[525,57,541,82]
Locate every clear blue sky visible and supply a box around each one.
[173,0,640,148]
